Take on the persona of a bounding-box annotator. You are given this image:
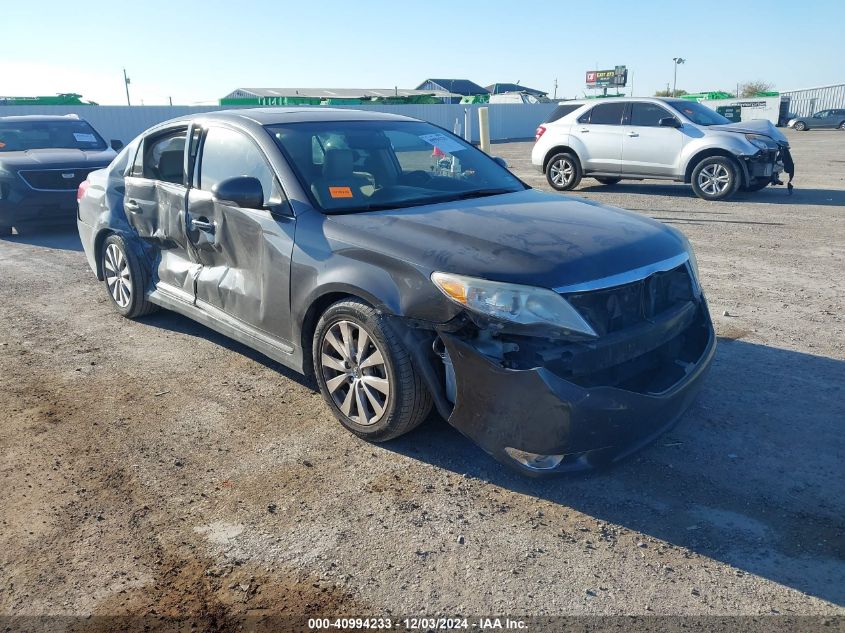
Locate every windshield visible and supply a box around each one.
[665,100,731,126]
[267,120,526,213]
[0,119,107,152]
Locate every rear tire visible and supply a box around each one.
[793,121,807,131]
[545,152,582,191]
[101,234,158,318]
[690,156,740,201]
[594,177,621,185]
[313,299,432,442]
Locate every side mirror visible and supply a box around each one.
[110,139,124,151]
[658,117,682,128]
[493,156,508,168]
[212,176,264,209]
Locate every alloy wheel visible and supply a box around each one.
[104,243,132,308]
[320,320,389,426]
[697,164,732,196]
[549,158,574,187]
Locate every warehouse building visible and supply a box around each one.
[781,83,845,117]
[220,87,456,106]
[486,83,548,98]
[415,79,489,103]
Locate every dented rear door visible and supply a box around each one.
[123,125,197,296]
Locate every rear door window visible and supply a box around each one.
[143,130,187,185]
[587,102,626,125]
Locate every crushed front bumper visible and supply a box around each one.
[438,303,716,475]
[741,144,793,186]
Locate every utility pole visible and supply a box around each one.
[168,96,173,106]
[123,68,131,106]
[553,78,558,100]
[672,57,685,97]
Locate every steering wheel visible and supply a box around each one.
[400,170,433,186]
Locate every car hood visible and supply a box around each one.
[707,119,788,144]
[0,148,115,169]
[323,189,689,289]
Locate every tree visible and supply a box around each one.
[654,88,687,97]
[739,80,774,97]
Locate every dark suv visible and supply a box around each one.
[0,114,121,235]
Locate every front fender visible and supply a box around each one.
[681,134,759,174]
[290,210,461,328]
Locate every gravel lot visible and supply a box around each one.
[1,128,843,629]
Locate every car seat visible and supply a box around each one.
[311,149,372,207]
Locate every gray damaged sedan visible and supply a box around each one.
[77,108,715,475]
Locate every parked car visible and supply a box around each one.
[787,109,845,131]
[0,114,122,235]
[532,97,792,200]
[77,108,715,475]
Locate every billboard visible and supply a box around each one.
[586,66,628,88]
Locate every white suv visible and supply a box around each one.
[531,97,792,201]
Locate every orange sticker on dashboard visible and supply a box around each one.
[329,186,353,198]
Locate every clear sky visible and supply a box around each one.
[2,0,842,105]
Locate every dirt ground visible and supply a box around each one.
[1,128,843,629]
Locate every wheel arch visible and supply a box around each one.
[298,289,378,377]
[683,148,745,185]
[92,228,117,280]
[543,145,581,172]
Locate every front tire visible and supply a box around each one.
[594,177,621,185]
[545,152,582,191]
[313,299,432,442]
[101,234,158,318]
[838,121,845,130]
[793,121,807,131]
[691,156,739,201]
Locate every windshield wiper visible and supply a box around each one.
[323,189,518,214]
[447,188,517,200]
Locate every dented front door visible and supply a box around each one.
[185,124,296,346]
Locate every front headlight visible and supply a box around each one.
[430,271,597,337]
[745,133,777,150]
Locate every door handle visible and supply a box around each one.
[627,132,639,137]
[191,217,215,233]
[579,128,590,133]
[124,199,141,213]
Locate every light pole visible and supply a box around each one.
[123,68,131,106]
[672,57,685,97]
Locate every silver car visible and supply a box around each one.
[532,97,792,200]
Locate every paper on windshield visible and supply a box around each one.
[418,133,465,154]
[73,133,97,143]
